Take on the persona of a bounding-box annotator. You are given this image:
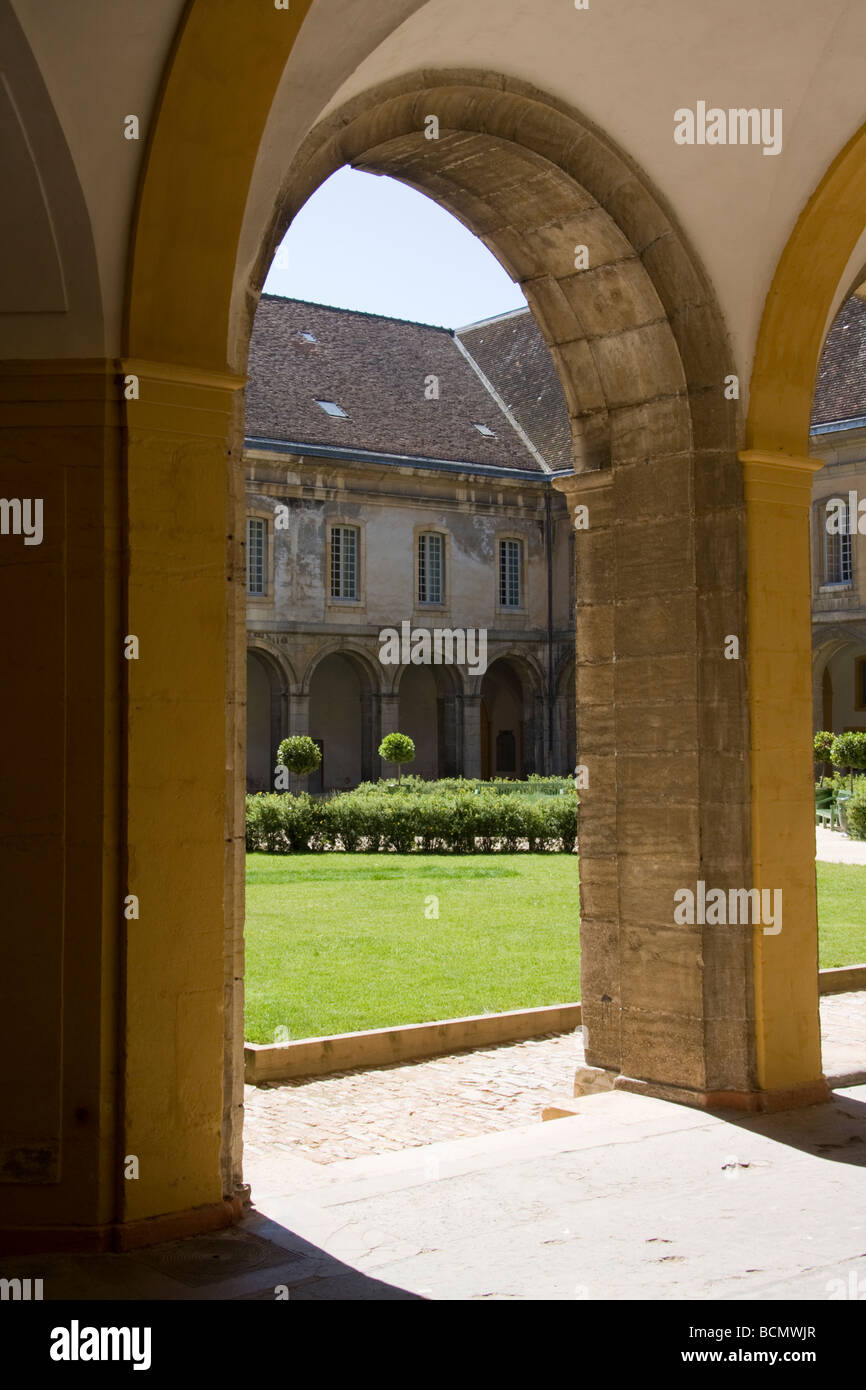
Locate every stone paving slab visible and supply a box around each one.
[253,1085,866,1301]
[243,993,866,1177]
[244,1030,582,1168]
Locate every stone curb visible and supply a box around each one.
[245,965,866,1084]
[245,1002,582,1083]
[818,964,866,994]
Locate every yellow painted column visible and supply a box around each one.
[740,450,826,1100]
[120,362,246,1236]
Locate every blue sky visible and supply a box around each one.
[263,166,527,329]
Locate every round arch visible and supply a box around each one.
[742,118,866,1098]
[469,646,547,701]
[120,18,804,1241]
[299,638,384,698]
[247,636,297,690]
[746,121,866,458]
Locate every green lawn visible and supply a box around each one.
[245,853,579,1043]
[244,853,866,1043]
[816,861,866,967]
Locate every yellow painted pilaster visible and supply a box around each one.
[121,363,245,1223]
[740,450,824,1093]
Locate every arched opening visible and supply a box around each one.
[309,653,361,791]
[8,0,866,1266]
[394,664,462,780]
[814,635,866,736]
[246,648,288,792]
[481,658,528,778]
[104,39,852,1241]
[555,654,577,775]
[123,67,760,1227]
[306,650,378,791]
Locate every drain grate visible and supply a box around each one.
[131,1228,305,1287]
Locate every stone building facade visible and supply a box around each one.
[810,293,866,734]
[244,296,576,791]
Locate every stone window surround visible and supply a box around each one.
[326,517,364,610]
[245,506,273,603]
[496,530,527,616]
[413,521,450,612]
[812,494,855,592]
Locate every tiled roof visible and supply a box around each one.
[812,294,866,427]
[457,309,574,472]
[245,295,548,472]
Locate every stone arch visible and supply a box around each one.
[245,71,736,472]
[252,81,753,1109]
[392,660,467,779]
[812,624,866,734]
[246,642,293,792]
[303,643,384,790]
[470,646,546,701]
[299,638,384,698]
[247,636,298,690]
[554,650,577,775]
[741,118,866,1099]
[116,33,821,1242]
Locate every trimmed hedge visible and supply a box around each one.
[846,783,866,841]
[246,782,578,854]
[356,774,574,797]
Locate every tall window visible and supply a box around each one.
[418,532,444,604]
[499,538,523,608]
[247,517,266,596]
[330,524,359,600]
[824,502,852,585]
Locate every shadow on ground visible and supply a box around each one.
[0,1218,422,1301]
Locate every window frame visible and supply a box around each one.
[820,496,853,589]
[417,530,446,606]
[328,522,361,603]
[246,513,270,599]
[497,535,525,611]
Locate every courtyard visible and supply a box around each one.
[245,850,866,1041]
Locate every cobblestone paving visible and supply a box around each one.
[243,993,866,1167]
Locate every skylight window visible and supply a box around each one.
[300,332,317,343]
[316,400,348,417]
[474,422,496,437]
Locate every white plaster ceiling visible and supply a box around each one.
[6,0,866,381]
[243,0,866,400]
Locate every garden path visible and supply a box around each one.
[244,993,866,1171]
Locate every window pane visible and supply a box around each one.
[824,505,852,584]
[331,525,358,599]
[247,517,266,595]
[499,539,521,607]
[418,533,443,603]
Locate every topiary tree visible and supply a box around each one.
[276,735,322,791]
[829,731,866,792]
[378,731,415,782]
[814,730,835,785]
